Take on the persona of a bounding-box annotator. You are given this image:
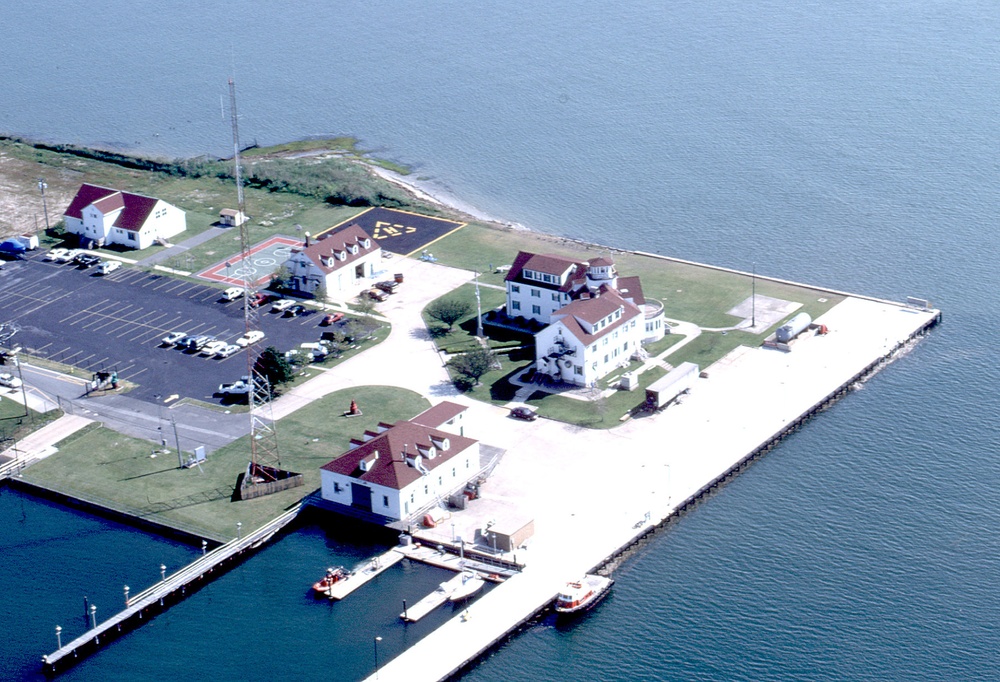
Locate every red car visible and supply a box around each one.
[510,406,538,421]
[321,312,345,326]
[249,292,271,308]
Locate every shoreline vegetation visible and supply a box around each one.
[0,135,510,236]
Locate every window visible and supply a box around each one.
[511,284,520,293]
[604,354,609,363]
[382,495,389,507]
[438,476,443,486]
[551,292,560,301]
[451,467,456,477]
[532,305,541,315]
[575,365,583,375]
[334,482,342,493]
[512,300,521,311]
[590,344,597,353]
[424,484,428,495]
[410,493,415,503]
[127,232,136,242]
[530,289,541,298]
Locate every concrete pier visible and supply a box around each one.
[365,297,941,681]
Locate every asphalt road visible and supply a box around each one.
[0,256,333,404]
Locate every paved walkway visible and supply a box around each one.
[0,413,93,475]
[135,226,229,267]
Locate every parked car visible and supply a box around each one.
[509,406,538,421]
[215,344,241,359]
[95,260,121,275]
[284,304,306,317]
[59,249,82,263]
[161,331,186,346]
[0,373,23,389]
[375,280,399,294]
[221,287,246,301]
[249,292,271,308]
[217,379,251,396]
[235,330,265,347]
[74,253,101,269]
[186,335,215,351]
[271,299,295,313]
[367,288,389,302]
[200,340,229,356]
[321,312,344,326]
[45,248,69,262]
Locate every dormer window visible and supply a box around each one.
[359,450,379,472]
[361,238,371,249]
[349,244,359,255]
[336,250,347,261]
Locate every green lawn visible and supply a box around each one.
[20,386,429,541]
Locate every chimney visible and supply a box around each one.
[304,231,311,247]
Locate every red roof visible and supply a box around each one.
[505,250,587,292]
[411,401,467,429]
[63,183,162,233]
[616,276,645,305]
[551,287,642,345]
[321,419,478,490]
[299,223,379,274]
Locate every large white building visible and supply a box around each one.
[504,251,667,386]
[320,402,479,522]
[63,184,186,250]
[282,223,381,298]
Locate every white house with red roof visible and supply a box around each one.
[63,184,186,250]
[282,223,381,298]
[504,250,667,386]
[319,402,480,522]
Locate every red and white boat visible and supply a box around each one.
[554,574,613,615]
[312,566,351,595]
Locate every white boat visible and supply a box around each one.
[448,572,485,602]
[554,574,613,615]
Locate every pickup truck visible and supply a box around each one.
[217,377,252,395]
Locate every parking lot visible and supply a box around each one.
[0,256,340,404]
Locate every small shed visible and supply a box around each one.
[219,208,247,227]
[489,515,535,552]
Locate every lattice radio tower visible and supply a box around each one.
[229,77,282,487]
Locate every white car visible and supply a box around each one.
[0,373,22,389]
[215,344,241,359]
[161,331,186,346]
[235,330,265,347]
[200,340,229,356]
[270,299,295,313]
[45,248,69,262]
[222,287,246,302]
[56,249,81,263]
[96,260,121,275]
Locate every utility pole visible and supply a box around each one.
[171,416,183,468]
[37,178,50,232]
[751,262,756,329]
[474,269,484,338]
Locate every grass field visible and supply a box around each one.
[21,386,429,540]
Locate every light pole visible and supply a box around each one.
[124,585,130,606]
[373,635,383,679]
[474,269,484,338]
[160,564,166,581]
[38,178,50,232]
[236,522,242,540]
[55,625,62,649]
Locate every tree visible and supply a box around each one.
[253,346,295,396]
[426,297,473,331]
[447,346,498,388]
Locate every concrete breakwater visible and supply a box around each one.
[367,300,941,682]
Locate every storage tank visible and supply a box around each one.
[776,312,812,343]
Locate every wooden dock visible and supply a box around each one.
[41,506,300,676]
[324,547,404,600]
[400,572,469,623]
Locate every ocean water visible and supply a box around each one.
[3,0,1000,679]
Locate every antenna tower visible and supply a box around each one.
[229,78,282,490]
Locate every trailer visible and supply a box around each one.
[645,362,700,410]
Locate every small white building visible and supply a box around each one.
[283,223,381,298]
[218,208,247,227]
[504,250,667,386]
[63,184,186,250]
[320,402,480,522]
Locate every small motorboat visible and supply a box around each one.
[312,566,351,595]
[554,574,613,615]
[448,571,485,602]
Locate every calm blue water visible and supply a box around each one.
[4,0,1000,679]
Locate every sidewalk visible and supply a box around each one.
[0,413,93,473]
[135,226,229,267]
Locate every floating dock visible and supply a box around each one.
[400,572,471,623]
[324,548,404,600]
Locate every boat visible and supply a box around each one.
[312,566,351,595]
[554,574,613,615]
[448,572,485,602]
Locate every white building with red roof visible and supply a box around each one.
[504,250,667,386]
[319,402,479,522]
[63,183,186,250]
[282,223,381,298]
